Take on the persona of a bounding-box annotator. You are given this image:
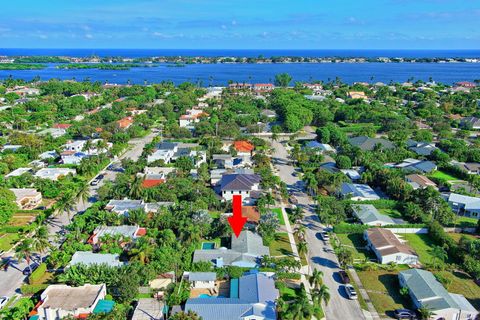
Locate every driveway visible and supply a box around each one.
[271,139,366,320]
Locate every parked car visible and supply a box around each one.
[23,263,39,276]
[0,296,9,309]
[344,284,358,300]
[289,195,298,205]
[321,231,330,241]
[90,174,104,186]
[394,309,417,319]
[338,270,351,284]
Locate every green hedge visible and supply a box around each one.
[333,222,369,234]
[0,225,35,233]
[29,263,47,284]
[276,272,302,280]
[21,283,48,295]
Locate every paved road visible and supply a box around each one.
[0,132,156,299]
[271,139,366,320]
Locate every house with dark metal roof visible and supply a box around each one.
[399,269,478,320]
[193,231,269,268]
[348,136,394,151]
[185,272,279,320]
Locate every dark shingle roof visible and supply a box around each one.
[220,174,261,191]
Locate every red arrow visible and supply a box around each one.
[228,195,247,238]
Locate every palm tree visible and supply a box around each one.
[294,225,306,241]
[56,193,75,221]
[429,245,447,270]
[15,239,34,274]
[129,175,144,199]
[309,269,324,289]
[31,226,51,261]
[297,241,308,259]
[312,284,330,306]
[418,306,435,320]
[76,182,91,207]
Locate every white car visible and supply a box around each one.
[321,231,330,241]
[0,296,9,309]
[344,284,358,300]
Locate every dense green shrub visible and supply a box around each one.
[333,222,369,234]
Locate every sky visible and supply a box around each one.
[0,0,479,49]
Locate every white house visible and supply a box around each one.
[187,272,216,289]
[35,168,77,181]
[179,109,209,128]
[219,173,261,203]
[9,188,42,210]
[446,193,480,219]
[340,183,380,201]
[364,228,418,265]
[36,284,107,320]
[399,269,478,320]
[147,149,175,164]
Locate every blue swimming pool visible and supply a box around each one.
[198,294,226,298]
[201,242,215,250]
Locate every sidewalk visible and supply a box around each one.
[348,267,381,320]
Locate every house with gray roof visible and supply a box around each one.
[219,173,261,203]
[68,252,125,268]
[399,269,478,320]
[187,272,217,289]
[452,161,480,175]
[351,204,399,226]
[193,231,269,268]
[185,272,279,320]
[391,158,437,174]
[461,116,480,130]
[406,140,438,156]
[446,193,480,219]
[348,136,394,151]
[340,183,380,201]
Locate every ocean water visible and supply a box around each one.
[0,49,479,85]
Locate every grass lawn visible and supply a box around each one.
[137,293,153,299]
[434,270,480,310]
[7,213,38,227]
[269,233,293,257]
[378,209,403,219]
[453,216,478,228]
[357,269,412,318]
[208,211,221,219]
[0,233,20,251]
[429,170,460,182]
[335,233,372,261]
[271,208,285,226]
[402,233,439,265]
[448,232,478,243]
[277,283,301,301]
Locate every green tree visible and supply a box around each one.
[274,73,292,87]
[15,239,34,274]
[170,311,202,320]
[0,188,17,226]
[309,269,324,289]
[429,245,447,269]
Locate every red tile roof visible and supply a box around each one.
[142,179,165,188]
[234,140,254,153]
[53,123,72,129]
[136,228,147,237]
[242,206,260,223]
[117,116,134,129]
